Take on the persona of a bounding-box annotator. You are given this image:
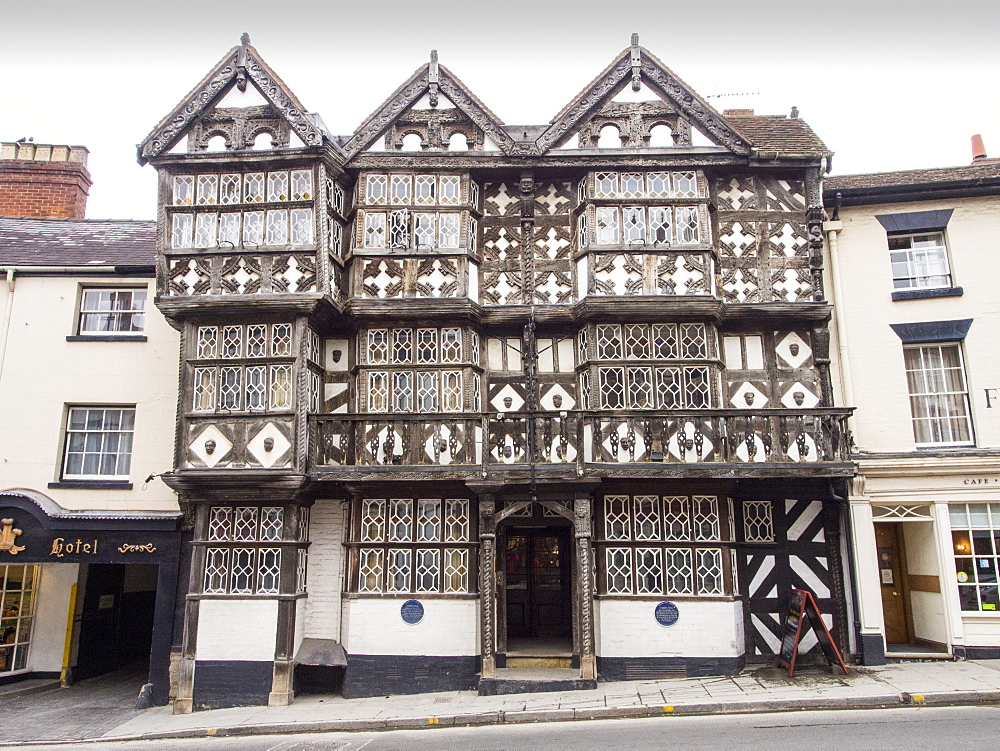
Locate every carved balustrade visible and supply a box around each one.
[309,408,852,470]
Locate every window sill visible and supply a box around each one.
[891,286,964,302]
[66,334,147,342]
[48,480,133,490]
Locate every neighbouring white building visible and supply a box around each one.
[0,141,181,704]
[825,141,1000,664]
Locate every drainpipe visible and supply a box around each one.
[0,268,15,382]
[823,201,855,415]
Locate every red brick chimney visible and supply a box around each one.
[0,141,92,218]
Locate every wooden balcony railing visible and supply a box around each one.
[309,409,853,470]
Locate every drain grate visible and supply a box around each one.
[624,663,686,680]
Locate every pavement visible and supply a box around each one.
[3,659,1000,746]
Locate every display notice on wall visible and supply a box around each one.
[777,588,848,678]
[400,599,424,625]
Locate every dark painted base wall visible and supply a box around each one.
[193,660,273,710]
[598,656,744,680]
[957,646,1000,660]
[858,633,886,665]
[343,655,478,698]
[0,670,60,687]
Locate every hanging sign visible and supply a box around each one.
[777,588,848,677]
[654,601,679,627]
[400,599,424,625]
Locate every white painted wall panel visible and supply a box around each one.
[961,618,1000,646]
[342,598,478,655]
[196,600,278,661]
[303,499,345,641]
[596,599,744,658]
[29,564,78,672]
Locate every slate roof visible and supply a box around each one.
[726,115,832,158]
[825,162,1000,192]
[0,217,156,267]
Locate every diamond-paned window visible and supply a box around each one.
[219,367,242,410]
[415,175,435,205]
[440,329,462,363]
[291,170,313,201]
[415,549,441,592]
[604,495,631,540]
[439,176,461,204]
[364,212,386,248]
[635,548,663,593]
[417,371,439,412]
[623,207,646,244]
[417,499,442,542]
[270,365,292,409]
[443,548,469,593]
[221,326,242,358]
[368,329,389,364]
[244,173,265,203]
[197,326,219,359]
[439,213,460,248]
[220,174,241,204]
[692,495,721,541]
[246,325,267,358]
[742,501,774,543]
[652,324,678,359]
[596,207,620,244]
[368,371,389,412]
[620,173,644,199]
[173,175,194,205]
[684,366,711,409]
[680,324,708,359]
[361,499,386,541]
[243,211,264,245]
[676,206,700,244]
[393,329,413,363]
[358,549,384,592]
[663,496,690,540]
[366,174,387,204]
[389,499,414,542]
[391,174,411,204]
[386,549,412,592]
[266,210,288,245]
[417,329,438,363]
[626,367,654,408]
[445,499,470,541]
[393,371,413,412]
[389,210,410,248]
[267,171,289,202]
[171,214,193,248]
[649,207,672,245]
[219,213,240,245]
[194,213,217,248]
[413,212,436,247]
[208,507,234,540]
[595,172,618,198]
[647,172,670,198]
[203,548,229,593]
[598,367,626,409]
[257,548,281,593]
[633,495,662,540]
[272,324,292,356]
[442,371,463,412]
[245,366,266,410]
[606,548,632,593]
[196,174,218,206]
[624,324,650,359]
[193,368,216,411]
[596,325,623,359]
[290,209,313,245]
[664,548,694,595]
[673,172,698,198]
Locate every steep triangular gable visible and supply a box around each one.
[137,34,326,164]
[342,52,517,158]
[536,40,752,155]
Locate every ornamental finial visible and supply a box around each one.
[241,32,251,47]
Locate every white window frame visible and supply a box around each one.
[904,343,974,447]
[62,406,135,480]
[77,287,147,335]
[889,231,952,291]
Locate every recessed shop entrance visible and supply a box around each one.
[503,527,572,660]
[75,564,159,681]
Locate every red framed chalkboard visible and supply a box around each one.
[777,588,848,677]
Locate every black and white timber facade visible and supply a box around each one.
[138,34,855,711]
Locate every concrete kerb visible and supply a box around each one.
[4,690,1000,747]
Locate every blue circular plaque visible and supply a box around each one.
[654,601,679,627]
[401,599,424,625]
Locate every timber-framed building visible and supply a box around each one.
[138,34,855,710]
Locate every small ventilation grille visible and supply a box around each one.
[624,662,686,680]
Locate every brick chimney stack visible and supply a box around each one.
[0,141,92,218]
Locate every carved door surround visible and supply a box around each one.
[470,481,598,681]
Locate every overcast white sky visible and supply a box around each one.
[2,0,998,219]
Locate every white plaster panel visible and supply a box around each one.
[961,617,1000,646]
[29,564,79,672]
[596,599,743,657]
[902,522,940,576]
[342,598,478,655]
[196,599,278,661]
[910,590,948,645]
[294,598,306,656]
[557,339,575,371]
[303,499,346,641]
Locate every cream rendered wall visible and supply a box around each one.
[28,563,78,672]
[596,600,744,658]
[828,196,1000,453]
[0,276,179,512]
[341,599,478,655]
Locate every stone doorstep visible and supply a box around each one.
[0,678,60,700]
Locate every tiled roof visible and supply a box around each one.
[825,162,1000,191]
[726,115,832,157]
[0,217,156,267]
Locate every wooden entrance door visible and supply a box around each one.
[505,528,572,639]
[875,523,911,645]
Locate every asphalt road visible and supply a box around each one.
[10,705,1000,750]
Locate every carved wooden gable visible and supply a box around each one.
[138,34,327,164]
[536,38,751,154]
[342,52,516,159]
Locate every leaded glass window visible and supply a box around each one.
[171,214,193,248]
[364,212,386,248]
[173,175,194,205]
[415,175,435,205]
[291,170,313,201]
[218,213,240,245]
[366,174,387,204]
[266,210,288,245]
[220,174,242,204]
[244,173,265,203]
[596,207,620,244]
[439,176,461,204]
[414,212,436,247]
[439,213,460,248]
[243,211,264,245]
[267,171,289,202]
[196,174,218,205]
[676,206,700,244]
[391,174,412,204]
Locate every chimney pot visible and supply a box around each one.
[972,134,988,162]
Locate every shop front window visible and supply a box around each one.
[1,565,38,673]
[951,503,1000,612]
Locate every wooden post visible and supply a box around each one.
[479,496,497,679]
[574,493,596,680]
